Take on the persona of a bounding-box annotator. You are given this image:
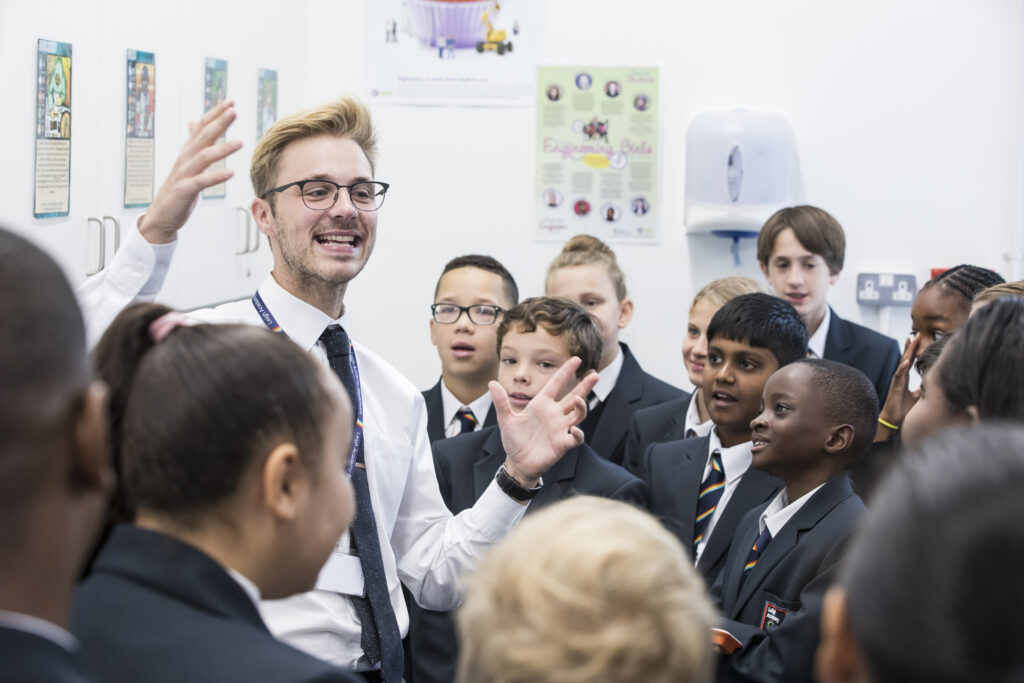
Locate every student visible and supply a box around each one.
[546,234,685,465]
[624,276,764,475]
[711,359,878,683]
[756,205,900,402]
[639,293,807,586]
[902,296,1024,448]
[457,497,717,683]
[417,297,648,683]
[0,227,109,683]
[73,303,360,683]
[424,254,518,443]
[970,278,1024,314]
[817,424,1024,683]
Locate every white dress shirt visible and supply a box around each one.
[758,483,826,538]
[694,429,753,563]
[806,306,831,359]
[684,390,714,440]
[440,381,492,438]
[77,225,528,669]
[589,344,624,408]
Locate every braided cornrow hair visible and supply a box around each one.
[923,265,1005,308]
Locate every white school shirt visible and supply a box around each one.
[77,225,527,670]
[694,429,753,563]
[440,381,493,438]
[684,390,714,440]
[758,483,826,538]
[806,306,831,359]
[588,344,624,409]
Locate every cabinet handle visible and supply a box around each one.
[102,215,121,253]
[86,216,105,275]
[235,207,250,255]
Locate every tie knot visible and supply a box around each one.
[456,408,478,434]
[320,324,351,360]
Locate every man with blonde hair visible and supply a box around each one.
[78,98,597,681]
[457,496,717,683]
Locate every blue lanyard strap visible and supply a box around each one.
[252,292,363,478]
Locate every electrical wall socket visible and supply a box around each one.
[856,273,917,307]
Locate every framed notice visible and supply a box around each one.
[125,49,155,208]
[34,38,73,218]
[257,68,277,140]
[535,66,660,243]
[202,57,228,199]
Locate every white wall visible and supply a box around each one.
[300,0,1024,392]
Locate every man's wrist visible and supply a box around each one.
[496,464,542,502]
[138,214,177,245]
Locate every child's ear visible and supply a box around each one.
[816,587,865,683]
[828,268,842,286]
[759,260,771,281]
[617,298,634,329]
[262,443,306,521]
[71,382,113,495]
[966,405,980,423]
[428,317,439,347]
[823,424,854,455]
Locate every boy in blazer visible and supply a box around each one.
[757,205,899,402]
[413,297,647,683]
[711,359,878,683]
[423,255,519,443]
[639,294,807,587]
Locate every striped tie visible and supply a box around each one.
[693,450,726,553]
[741,526,773,585]
[456,408,477,434]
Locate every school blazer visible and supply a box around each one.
[583,343,686,466]
[421,379,498,444]
[0,626,99,683]
[639,435,782,587]
[72,525,361,683]
[408,426,648,683]
[621,393,693,476]
[823,307,900,404]
[711,474,864,683]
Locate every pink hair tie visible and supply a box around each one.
[149,311,192,342]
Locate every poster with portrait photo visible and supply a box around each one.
[202,57,228,199]
[34,38,72,218]
[125,49,155,208]
[535,65,659,243]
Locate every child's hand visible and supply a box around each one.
[875,334,922,441]
[492,357,598,490]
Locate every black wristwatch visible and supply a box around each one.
[495,466,543,502]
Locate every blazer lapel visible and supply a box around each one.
[472,428,506,500]
[422,380,445,444]
[722,520,761,612]
[670,436,711,547]
[697,468,781,576]
[482,403,498,428]
[531,446,581,510]
[589,344,644,458]
[823,307,852,361]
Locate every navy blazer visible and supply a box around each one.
[621,393,693,476]
[0,625,99,683]
[711,474,864,683]
[72,525,360,683]
[407,426,648,683]
[421,379,498,445]
[823,307,900,404]
[640,435,781,587]
[583,343,686,466]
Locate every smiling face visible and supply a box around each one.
[430,266,512,391]
[254,135,378,302]
[749,364,833,479]
[546,263,632,371]
[683,298,719,388]
[702,337,780,447]
[498,325,575,414]
[910,286,968,352]
[760,228,839,333]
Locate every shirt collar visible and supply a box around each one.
[685,390,714,438]
[591,344,624,403]
[439,379,493,428]
[256,275,339,352]
[226,567,262,607]
[706,428,753,485]
[759,482,826,537]
[807,306,831,359]
[0,610,79,653]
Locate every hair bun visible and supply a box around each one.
[561,234,616,260]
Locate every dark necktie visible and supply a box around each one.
[693,450,726,554]
[319,325,403,682]
[741,526,773,588]
[455,408,477,434]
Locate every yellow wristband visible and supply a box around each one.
[878,417,900,431]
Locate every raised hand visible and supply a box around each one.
[875,333,923,441]
[491,356,600,489]
[139,100,243,245]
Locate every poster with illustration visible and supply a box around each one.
[34,38,72,218]
[125,49,155,208]
[202,57,228,199]
[535,66,659,243]
[257,68,277,140]
[366,0,543,106]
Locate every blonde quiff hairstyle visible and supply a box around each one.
[250,97,378,203]
[456,497,717,683]
[546,234,627,302]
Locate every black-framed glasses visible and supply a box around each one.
[261,179,390,212]
[431,304,504,325]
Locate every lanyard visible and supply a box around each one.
[252,292,363,478]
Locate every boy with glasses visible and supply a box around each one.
[424,255,519,443]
